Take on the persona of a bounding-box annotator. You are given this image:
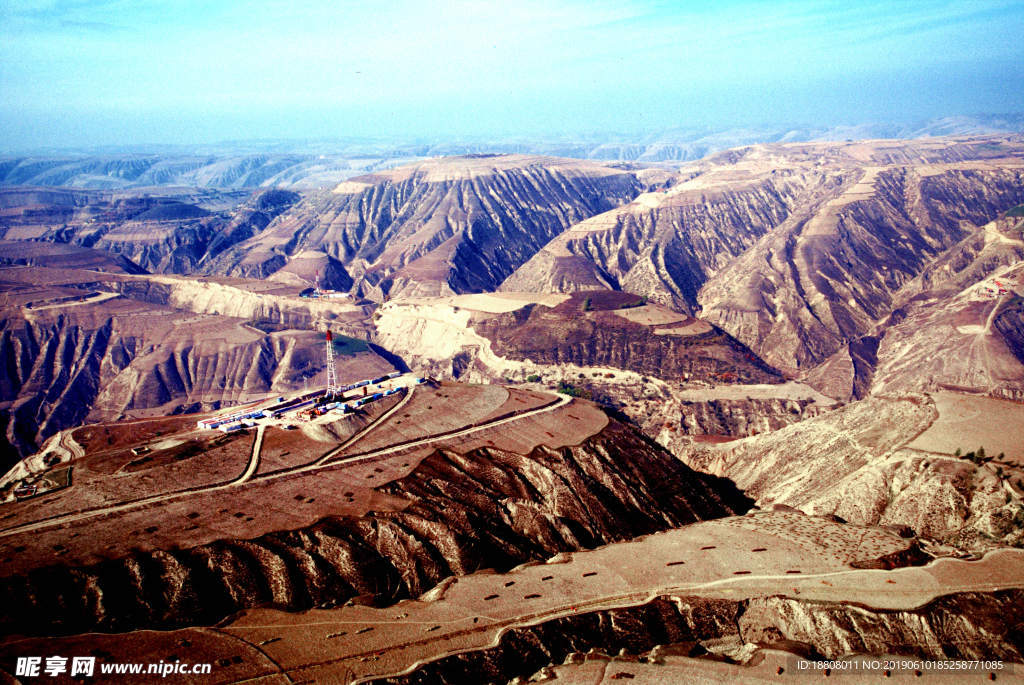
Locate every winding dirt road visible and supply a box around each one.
[0,392,573,539]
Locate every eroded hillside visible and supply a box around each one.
[675,393,1024,550]
[0,264,389,467]
[202,155,652,299]
[504,138,1024,384]
[0,186,298,274]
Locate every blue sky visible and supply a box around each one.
[1,0,1022,150]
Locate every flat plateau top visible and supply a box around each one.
[391,291,571,313]
[907,392,1024,461]
[0,385,604,574]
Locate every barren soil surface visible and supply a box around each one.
[342,383,510,454]
[0,387,606,575]
[0,430,254,530]
[906,392,1024,461]
[675,380,836,403]
[257,398,402,475]
[6,511,1020,684]
[403,291,572,313]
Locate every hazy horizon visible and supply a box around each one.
[2,1,1023,151]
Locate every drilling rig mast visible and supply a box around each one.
[325,329,340,397]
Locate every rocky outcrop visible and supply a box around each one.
[677,397,823,437]
[0,417,752,636]
[373,590,1024,684]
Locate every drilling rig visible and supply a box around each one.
[325,328,341,398]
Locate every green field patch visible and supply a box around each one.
[333,334,369,355]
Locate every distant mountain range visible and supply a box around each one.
[2,114,1022,190]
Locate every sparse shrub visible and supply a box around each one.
[954,448,962,457]
[525,374,541,383]
[556,381,589,399]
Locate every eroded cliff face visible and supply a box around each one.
[373,590,1023,684]
[675,397,824,437]
[470,292,783,385]
[503,140,1024,379]
[105,275,373,337]
[372,293,783,385]
[25,189,300,275]
[369,293,841,456]
[700,166,1024,376]
[502,171,824,306]
[204,156,647,300]
[0,418,752,637]
[0,301,365,466]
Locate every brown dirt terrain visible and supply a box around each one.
[907,391,1024,461]
[256,397,403,476]
[477,387,554,422]
[0,385,754,642]
[0,430,253,529]
[7,511,1021,684]
[0,386,604,575]
[340,382,510,454]
[256,426,336,475]
[72,414,216,454]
